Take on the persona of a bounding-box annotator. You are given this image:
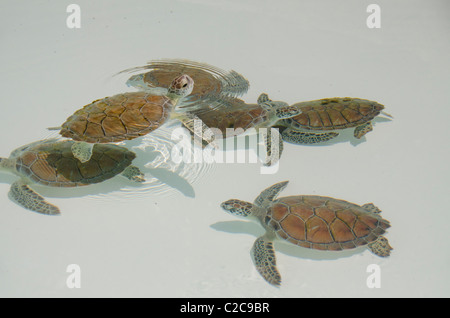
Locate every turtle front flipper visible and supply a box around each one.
[174,112,219,149]
[281,128,339,144]
[260,128,284,167]
[71,141,94,163]
[8,180,60,215]
[367,236,393,257]
[354,122,373,139]
[251,234,281,286]
[121,165,145,183]
[254,181,289,207]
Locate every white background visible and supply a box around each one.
[0,0,449,297]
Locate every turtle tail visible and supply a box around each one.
[47,126,62,131]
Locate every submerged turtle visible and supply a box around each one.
[221,181,392,286]
[277,97,391,145]
[51,74,194,163]
[0,139,145,215]
[121,59,250,110]
[182,94,335,165]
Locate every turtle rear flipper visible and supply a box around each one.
[8,180,60,215]
[251,234,281,286]
[367,236,392,257]
[121,165,145,183]
[354,122,373,139]
[362,203,382,214]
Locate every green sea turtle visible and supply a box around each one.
[50,74,195,163]
[181,93,335,165]
[0,139,144,215]
[276,97,391,145]
[221,181,392,286]
[121,59,250,110]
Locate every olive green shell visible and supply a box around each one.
[15,140,136,187]
[59,92,173,143]
[266,195,390,251]
[285,98,384,130]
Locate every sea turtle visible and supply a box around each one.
[121,59,250,110]
[0,139,145,215]
[181,94,335,165]
[276,97,391,145]
[50,74,194,163]
[221,181,392,286]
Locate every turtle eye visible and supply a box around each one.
[182,83,188,88]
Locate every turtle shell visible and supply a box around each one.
[266,195,390,251]
[15,140,136,187]
[126,59,249,104]
[59,92,172,143]
[286,98,384,131]
[192,100,267,138]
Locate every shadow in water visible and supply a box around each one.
[211,220,366,261]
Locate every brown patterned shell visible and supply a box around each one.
[287,98,384,130]
[124,59,249,104]
[59,92,173,143]
[15,140,136,187]
[140,66,222,101]
[193,99,267,138]
[266,195,390,251]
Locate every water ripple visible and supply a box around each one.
[88,124,216,202]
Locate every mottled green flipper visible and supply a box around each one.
[367,236,393,257]
[71,141,94,163]
[281,128,338,144]
[251,234,281,286]
[174,112,218,148]
[121,165,145,183]
[261,128,284,167]
[362,203,381,214]
[9,180,60,215]
[354,122,373,139]
[253,180,288,208]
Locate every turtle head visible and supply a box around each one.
[274,106,300,119]
[168,74,194,98]
[257,93,300,123]
[221,199,253,218]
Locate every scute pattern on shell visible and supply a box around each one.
[191,101,268,138]
[60,92,172,143]
[124,59,249,102]
[267,195,390,251]
[287,98,384,130]
[15,141,136,187]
